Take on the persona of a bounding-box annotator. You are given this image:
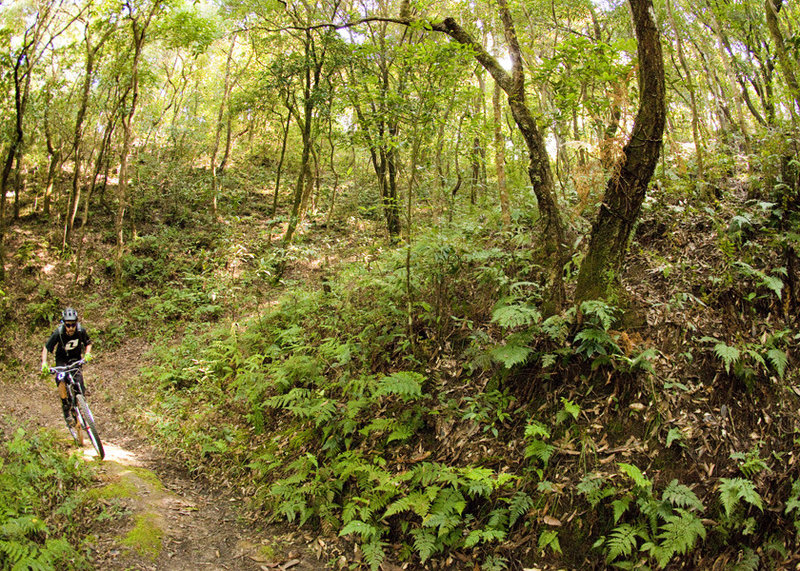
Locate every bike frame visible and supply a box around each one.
[50,360,104,460]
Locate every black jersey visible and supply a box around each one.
[45,324,91,365]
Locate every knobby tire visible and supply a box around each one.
[76,394,104,460]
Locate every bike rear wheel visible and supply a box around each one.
[75,394,104,460]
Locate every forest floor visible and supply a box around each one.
[0,334,327,570]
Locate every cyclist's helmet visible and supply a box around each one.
[62,307,78,324]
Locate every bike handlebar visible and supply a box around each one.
[48,359,86,374]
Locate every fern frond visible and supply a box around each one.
[339,519,380,540]
[491,303,541,329]
[525,440,555,465]
[719,478,763,517]
[538,529,562,555]
[729,547,760,571]
[612,497,632,524]
[618,463,652,490]
[374,372,425,401]
[766,348,788,379]
[577,474,615,508]
[524,421,551,440]
[429,488,466,518]
[712,343,740,374]
[361,539,386,571]
[490,344,531,368]
[580,300,618,330]
[0,540,30,564]
[661,480,704,511]
[507,492,534,527]
[410,528,438,562]
[660,509,707,548]
[605,523,642,563]
[785,479,800,515]
[383,492,431,519]
[647,509,706,567]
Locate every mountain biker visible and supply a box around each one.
[40,307,93,426]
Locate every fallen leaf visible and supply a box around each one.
[542,515,562,527]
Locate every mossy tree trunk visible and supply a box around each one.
[574,0,666,303]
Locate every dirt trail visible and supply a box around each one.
[1,338,325,571]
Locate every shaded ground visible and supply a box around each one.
[1,337,326,570]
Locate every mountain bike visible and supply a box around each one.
[49,360,104,460]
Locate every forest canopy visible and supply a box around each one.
[2,0,797,293]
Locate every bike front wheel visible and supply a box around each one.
[75,394,104,460]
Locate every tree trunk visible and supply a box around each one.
[115,1,161,283]
[765,0,800,114]
[575,0,666,303]
[272,106,292,216]
[431,7,567,310]
[493,81,511,226]
[666,0,704,181]
[211,34,237,222]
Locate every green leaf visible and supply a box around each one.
[655,509,706,558]
[612,497,632,523]
[766,348,788,379]
[339,520,379,540]
[374,372,425,401]
[538,529,562,554]
[662,480,704,511]
[490,344,531,368]
[719,478,763,517]
[618,463,652,490]
[665,428,684,448]
[410,528,437,562]
[491,303,542,329]
[712,343,740,374]
[605,524,641,563]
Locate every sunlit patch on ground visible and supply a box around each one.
[81,440,140,464]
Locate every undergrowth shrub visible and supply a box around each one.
[0,425,96,570]
[139,220,759,569]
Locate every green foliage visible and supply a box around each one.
[25,286,61,327]
[0,426,95,570]
[718,478,763,519]
[700,334,789,385]
[587,465,706,569]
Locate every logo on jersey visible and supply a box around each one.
[64,339,80,352]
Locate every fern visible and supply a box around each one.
[643,509,706,568]
[374,371,425,401]
[506,492,534,527]
[361,538,386,571]
[766,348,788,379]
[665,427,684,448]
[713,342,740,374]
[580,300,618,330]
[577,474,616,508]
[612,497,632,524]
[410,528,438,562]
[661,480,704,511]
[491,302,542,329]
[383,492,431,519]
[537,529,562,555]
[605,523,644,563]
[719,477,763,517]
[339,519,380,540]
[729,547,760,571]
[785,478,800,527]
[618,463,652,490]
[490,344,532,368]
